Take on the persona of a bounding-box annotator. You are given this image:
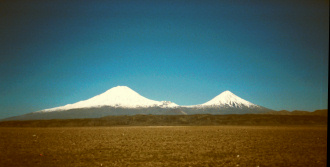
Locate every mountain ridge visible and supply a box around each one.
[37,86,264,113]
[3,86,282,120]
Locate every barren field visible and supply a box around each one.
[0,126,327,167]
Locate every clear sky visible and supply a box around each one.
[0,0,328,119]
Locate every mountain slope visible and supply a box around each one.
[3,87,274,120]
[197,90,258,108]
[38,86,178,112]
[182,90,271,114]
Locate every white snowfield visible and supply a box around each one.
[37,86,259,113]
[38,86,179,112]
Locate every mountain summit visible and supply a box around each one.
[200,90,257,108]
[39,86,178,112]
[181,90,269,115]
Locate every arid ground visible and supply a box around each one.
[0,126,327,167]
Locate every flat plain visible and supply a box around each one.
[0,125,327,167]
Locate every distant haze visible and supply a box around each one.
[0,0,328,119]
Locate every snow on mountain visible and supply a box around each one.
[37,86,178,112]
[186,90,260,108]
[3,88,273,121]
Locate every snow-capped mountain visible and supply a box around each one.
[181,90,270,115]
[3,87,272,121]
[38,86,178,112]
[187,90,259,108]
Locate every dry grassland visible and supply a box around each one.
[0,126,327,167]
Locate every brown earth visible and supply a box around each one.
[0,126,327,167]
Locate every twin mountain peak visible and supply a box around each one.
[39,86,261,113]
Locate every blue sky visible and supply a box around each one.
[0,0,328,119]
